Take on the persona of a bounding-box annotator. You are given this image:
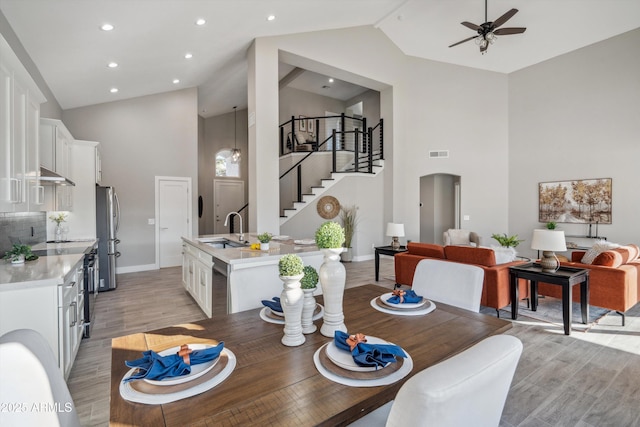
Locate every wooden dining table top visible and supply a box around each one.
[110,284,512,426]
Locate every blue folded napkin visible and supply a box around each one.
[261,296,282,313]
[387,289,422,304]
[124,342,224,382]
[334,331,406,369]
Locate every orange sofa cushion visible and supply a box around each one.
[592,250,623,268]
[444,245,496,267]
[613,244,640,264]
[406,242,445,258]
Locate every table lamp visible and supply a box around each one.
[531,229,567,272]
[386,223,405,250]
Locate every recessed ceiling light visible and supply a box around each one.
[108,62,118,68]
[267,15,276,21]
[110,88,118,93]
[173,79,180,84]
[328,78,334,83]
[185,53,193,59]
[101,23,114,31]
[195,18,206,26]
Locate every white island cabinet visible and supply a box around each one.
[0,251,87,380]
[181,235,323,316]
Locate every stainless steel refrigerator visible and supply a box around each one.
[96,186,120,291]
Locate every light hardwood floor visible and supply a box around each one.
[68,258,640,427]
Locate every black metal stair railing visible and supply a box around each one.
[278,114,384,216]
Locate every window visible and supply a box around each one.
[215,149,240,177]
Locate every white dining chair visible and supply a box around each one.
[0,329,81,427]
[411,258,484,312]
[348,334,523,427]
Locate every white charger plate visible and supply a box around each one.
[272,235,290,240]
[380,292,428,309]
[294,239,315,245]
[143,344,220,386]
[325,336,391,372]
[270,308,284,317]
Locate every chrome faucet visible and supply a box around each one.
[224,212,244,241]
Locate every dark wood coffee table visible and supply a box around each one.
[374,245,407,282]
[509,263,589,335]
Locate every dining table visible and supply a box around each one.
[110,284,512,426]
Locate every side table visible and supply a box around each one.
[509,263,589,335]
[374,245,407,283]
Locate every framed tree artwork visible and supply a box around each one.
[538,178,612,224]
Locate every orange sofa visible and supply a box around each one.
[395,242,529,314]
[538,245,640,324]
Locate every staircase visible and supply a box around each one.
[280,156,384,225]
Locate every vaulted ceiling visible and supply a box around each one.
[2,0,639,118]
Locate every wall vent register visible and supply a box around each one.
[429,150,449,158]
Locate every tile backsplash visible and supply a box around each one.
[0,212,46,254]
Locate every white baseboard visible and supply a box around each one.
[116,263,158,274]
[352,254,374,262]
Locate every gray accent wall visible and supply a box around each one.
[62,88,199,270]
[508,28,640,258]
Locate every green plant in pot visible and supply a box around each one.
[339,205,358,262]
[546,221,557,230]
[314,221,345,249]
[278,254,304,277]
[257,232,273,250]
[491,233,524,248]
[4,244,38,264]
[301,265,319,289]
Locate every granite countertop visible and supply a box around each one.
[0,240,97,291]
[182,234,321,265]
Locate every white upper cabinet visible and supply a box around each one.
[40,118,75,211]
[0,34,46,213]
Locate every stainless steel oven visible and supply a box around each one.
[83,244,99,338]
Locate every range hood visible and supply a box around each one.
[40,166,76,186]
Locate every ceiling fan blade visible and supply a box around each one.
[449,35,479,48]
[461,21,482,31]
[493,27,527,35]
[492,8,518,29]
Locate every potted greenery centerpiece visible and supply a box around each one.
[339,205,358,262]
[278,254,305,346]
[300,265,319,334]
[4,244,38,264]
[490,233,523,263]
[314,221,347,337]
[257,232,273,251]
[491,233,524,248]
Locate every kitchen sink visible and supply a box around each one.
[198,237,248,249]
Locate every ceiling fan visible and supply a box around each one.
[449,0,526,54]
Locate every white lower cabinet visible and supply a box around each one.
[181,242,213,317]
[0,258,84,380]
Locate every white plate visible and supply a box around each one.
[325,336,391,372]
[143,343,220,386]
[269,307,284,317]
[272,235,290,241]
[380,292,428,309]
[294,239,315,245]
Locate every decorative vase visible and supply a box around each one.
[54,224,63,243]
[11,255,25,265]
[319,248,347,337]
[280,273,305,346]
[260,242,270,251]
[301,287,317,334]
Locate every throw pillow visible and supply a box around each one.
[613,244,640,264]
[581,241,620,264]
[491,246,516,264]
[592,251,623,268]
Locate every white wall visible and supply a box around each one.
[253,26,510,248]
[61,88,199,270]
[509,28,640,258]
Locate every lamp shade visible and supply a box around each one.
[530,229,566,252]
[386,223,405,237]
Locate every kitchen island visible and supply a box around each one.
[181,235,324,316]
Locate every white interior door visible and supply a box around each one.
[214,180,244,234]
[157,177,191,268]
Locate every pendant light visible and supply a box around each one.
[231,106,241,163]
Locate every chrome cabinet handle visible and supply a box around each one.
[70,301,77,327]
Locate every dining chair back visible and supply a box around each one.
[411,259,484,312]
[0,329,81,427]
[348,334,523,427]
